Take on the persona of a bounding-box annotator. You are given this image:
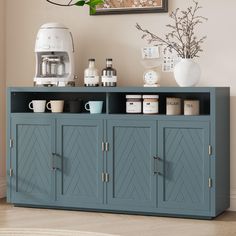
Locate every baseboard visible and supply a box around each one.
[229,190,236,211]
[0,177,6,198]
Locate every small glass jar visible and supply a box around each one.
[126,95,142,114]
[143,95,159,114]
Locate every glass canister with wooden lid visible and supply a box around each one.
[143,95,159,114]
[126,95,142,114]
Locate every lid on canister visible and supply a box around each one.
[126,95,142,99]
[143,95,159,99]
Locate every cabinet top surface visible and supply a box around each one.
[8,86,230,93]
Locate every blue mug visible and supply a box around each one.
[85,101,103,114]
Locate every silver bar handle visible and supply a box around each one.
[105,142,109,152]
[105,173,109,182]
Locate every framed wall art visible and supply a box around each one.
[91,0,168,15]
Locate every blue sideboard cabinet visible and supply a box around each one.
[7,87,230,219]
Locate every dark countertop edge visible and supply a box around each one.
[7,86,230,93]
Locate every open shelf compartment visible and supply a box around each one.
[10,92,107,114]
[107,92,211,115]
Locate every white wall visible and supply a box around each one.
[3,0,236,210]
[0,0,6,198]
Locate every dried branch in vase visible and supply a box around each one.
[136,0,207,59]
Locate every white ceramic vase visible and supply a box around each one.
[173,59,201,87]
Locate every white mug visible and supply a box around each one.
[85,101,103,114]
[46,100,64,113]
[29,100,46,113]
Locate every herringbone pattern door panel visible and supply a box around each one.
[12,117,54,204]
[57,119,103,206]
[17,125,51,194]
[62,126,98,197]
[158,121,210,212]
[113,127,150,200]
[107,120,156,208]
[164,128,204,203]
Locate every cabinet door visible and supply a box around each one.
[107,120,156,209]
[11,117,55,205]
[56,118,104,207]
[158,121,210,214]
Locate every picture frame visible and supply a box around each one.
[91,0,168,15]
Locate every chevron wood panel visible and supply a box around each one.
[107,120,156,208]
[62,125,99,198]
[158,121,210,211]
[165,128,204,202]
[113,126,151,200]
[56,118,104,206]
[16,124,52,196]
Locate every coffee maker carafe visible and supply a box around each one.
[34,23,76,87]
[41,55,65,77]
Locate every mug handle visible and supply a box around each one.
[85,102,90,111]
[46,102,52,110]
[28,101,33,110]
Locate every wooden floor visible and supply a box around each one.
[0,199,236,236]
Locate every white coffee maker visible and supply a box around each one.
[34,23,76,86]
